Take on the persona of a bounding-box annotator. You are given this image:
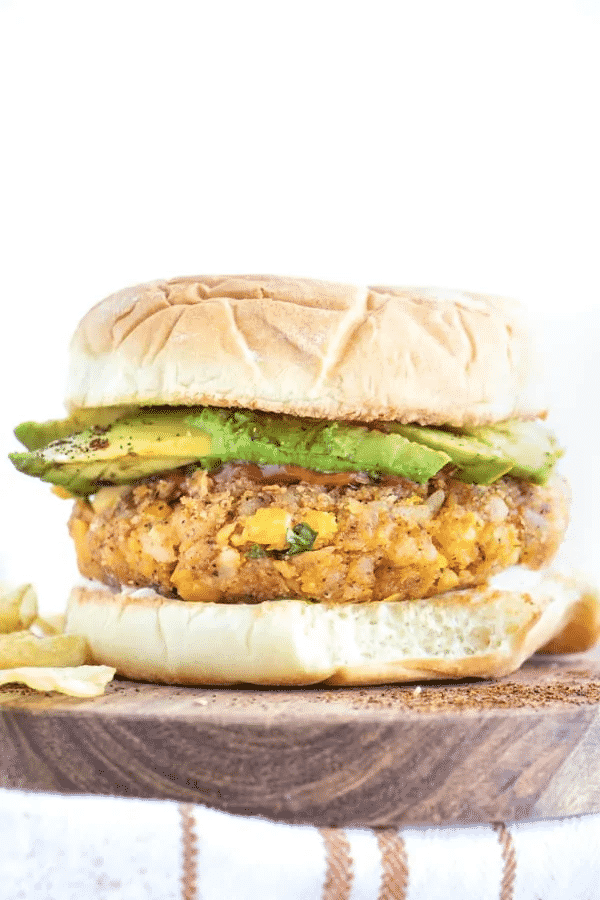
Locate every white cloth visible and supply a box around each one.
[1,788,600,899]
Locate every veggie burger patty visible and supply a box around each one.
[70,462,570,605]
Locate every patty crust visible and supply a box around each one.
[69,463,570,604]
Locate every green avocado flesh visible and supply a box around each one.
[385,421,562,486]
[13,406,131,451]
[9,406,562,496]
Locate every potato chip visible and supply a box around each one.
[0,582,38,633]
[0,583,115,697]
[30,614,66,637]
[0,665,116,697]
[0,630,89,668]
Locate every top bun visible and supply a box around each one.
[66,274,544,426]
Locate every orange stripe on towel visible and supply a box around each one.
[376,830,409,900]
[494,822,517,900]
[320,827,354,900]
[179,803,199,900]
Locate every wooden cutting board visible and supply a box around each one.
[1,652,600,828]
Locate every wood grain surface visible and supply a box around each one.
[1,652,600,827]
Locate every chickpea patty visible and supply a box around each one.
[69,463,570,604]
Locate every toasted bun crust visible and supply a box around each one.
[64,573,598,686]
[538,581,600,653]
[66,275,545,426]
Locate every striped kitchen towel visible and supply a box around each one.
[1,788,599,899]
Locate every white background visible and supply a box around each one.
[0,0,598,614]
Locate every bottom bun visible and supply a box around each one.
[64,572,600,686]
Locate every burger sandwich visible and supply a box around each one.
[9,275,600,685]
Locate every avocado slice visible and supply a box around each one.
[460,420,563,484]
[9,407,451,495]
[9,411,212,495]
[185,408,451,483]
[14,418,82,452]
[388,419,562,485]
[386,423,514,485]
[9,406,562,495]
[14,406,135,451]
